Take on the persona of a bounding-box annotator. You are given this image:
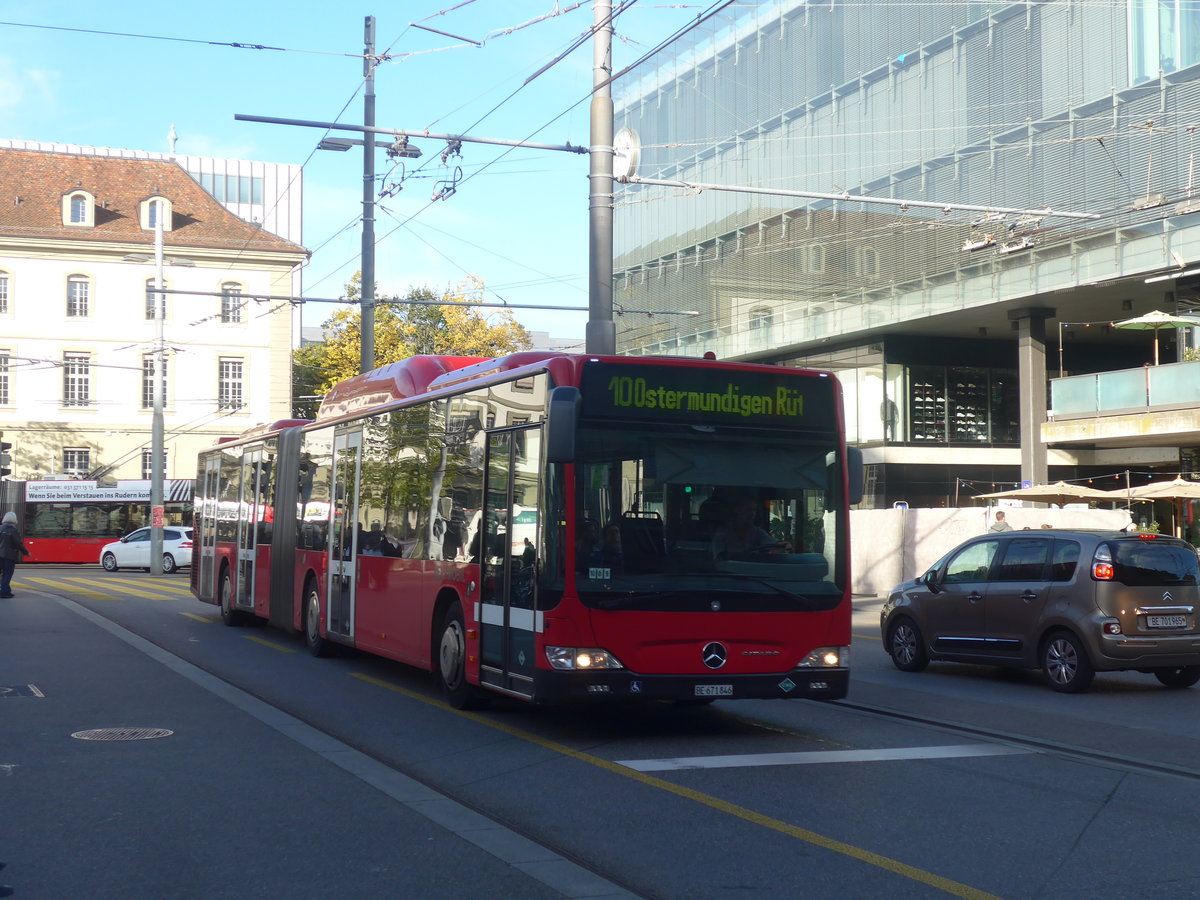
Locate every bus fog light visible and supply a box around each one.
[546,647,625,670]
[798,646,846,668]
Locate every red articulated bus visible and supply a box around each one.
[190,351,862,707]
[6,479,193,564]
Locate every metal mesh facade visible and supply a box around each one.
[613,0,1200,361]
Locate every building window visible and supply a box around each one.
[62,353,91,407]
[142,354,167,409]
[63,190,95,227]
[145,278,166,320]
[0,351,9,405]
[0,271,8,314]
[748,306,775,330]
[1130,0,1200,83]
[66,275,90,317]
[140,197,173,232]
[220,282,243,324]
[218,358,243,410]
[63,448,90,478]
[141,448,168,480]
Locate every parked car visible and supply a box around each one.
[100,526,193,574]
[880,528,1200,692]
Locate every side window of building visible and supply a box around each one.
[218,357,244,410]
[942,539,1000,584]
[220,282,244,324]
[142,354,167,409]
[66,275,90,317]
[63,447,90,478]
[62,353,91,407]
[145,277,167,320]
[0,270,9,314]
[1050,540,1081,582]
[0,350,9,405]
[992,538,1051,581]
[65,191,94,227]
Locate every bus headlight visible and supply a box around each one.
[545,647,625,670]
[798,647,846,668]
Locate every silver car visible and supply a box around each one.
[880,529,1200,692]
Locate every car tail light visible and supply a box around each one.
[1092,543,1114,581]
[1102,620,1123,635]
[180,541,193,549]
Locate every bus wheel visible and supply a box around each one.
[161,554,177,575]
[101,552,119,572]
[219,570,243,627]
[438,601,488,710]
[304,580,330,658]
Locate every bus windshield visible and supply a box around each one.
[572,423,843,611]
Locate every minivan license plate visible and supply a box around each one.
[1147,615,1186,629]
[695,684,733,697]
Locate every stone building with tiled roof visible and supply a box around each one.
[0,146,309,487]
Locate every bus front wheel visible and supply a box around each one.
[438,601,488,710]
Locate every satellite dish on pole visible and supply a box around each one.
[613,127,640,180]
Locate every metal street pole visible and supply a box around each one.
[586,0,616,355]
[360,15,377,374]
[150,203,165,575]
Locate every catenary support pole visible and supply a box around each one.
[586,0,616,355]
[360,15,377,373]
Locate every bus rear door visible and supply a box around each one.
[479,427,542,699]
[198,455,220,601]
[327,429,362,643]
[236,447,264,614]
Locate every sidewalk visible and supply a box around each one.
[0,590,631,899]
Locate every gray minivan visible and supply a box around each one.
[880,529,1200,692]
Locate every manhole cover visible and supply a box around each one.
[70,727,174,742]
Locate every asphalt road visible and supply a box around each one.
[4,567,1200,899]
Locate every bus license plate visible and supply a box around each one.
[695,684,733,697]
[1147,615,1187,629]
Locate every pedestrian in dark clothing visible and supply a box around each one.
[0,511,30,598]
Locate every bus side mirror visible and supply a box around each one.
[546,386,580,464]
[825,446,864,509]
[846,446,864,506]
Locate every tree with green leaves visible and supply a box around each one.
[293,276,531,417]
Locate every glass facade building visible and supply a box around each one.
[612,0,1200,505]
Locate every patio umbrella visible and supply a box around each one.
[1112,309,1199,365]
[1112,478,1200,538]
[977,481,1118,506]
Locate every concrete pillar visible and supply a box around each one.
[1007,307,1055,486]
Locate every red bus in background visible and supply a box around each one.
[191,351,862,707]
[2,479,194,563]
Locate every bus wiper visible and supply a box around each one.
[705,571,811,601]
[594,591,687,610]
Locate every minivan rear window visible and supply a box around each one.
[1109,540,1200,586]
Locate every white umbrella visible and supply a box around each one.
[1113,310,1199,365]
[977,481,1117,506]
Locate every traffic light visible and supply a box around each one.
[0,432,11,479]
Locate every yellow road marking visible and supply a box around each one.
[242,635,296,654]
[179,611,213,623]
[852,632,880,641]
[351,672,1000,900]
[111,579,194,595]
[60,577,168,600]
[16,577,115,601]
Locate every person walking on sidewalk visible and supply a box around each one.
[0,510,30,598]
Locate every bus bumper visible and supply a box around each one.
[532,667,849,704]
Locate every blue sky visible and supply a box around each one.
[0,1,707,342]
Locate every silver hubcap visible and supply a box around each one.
[893,624,917,665]
[307,592,319,640]
[1046,639,1077,685]
[439,620,464,689]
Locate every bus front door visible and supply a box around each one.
[327,430,362,642]
[235,448,263,614]
[479,427,541,699]
[198,455,220,601]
